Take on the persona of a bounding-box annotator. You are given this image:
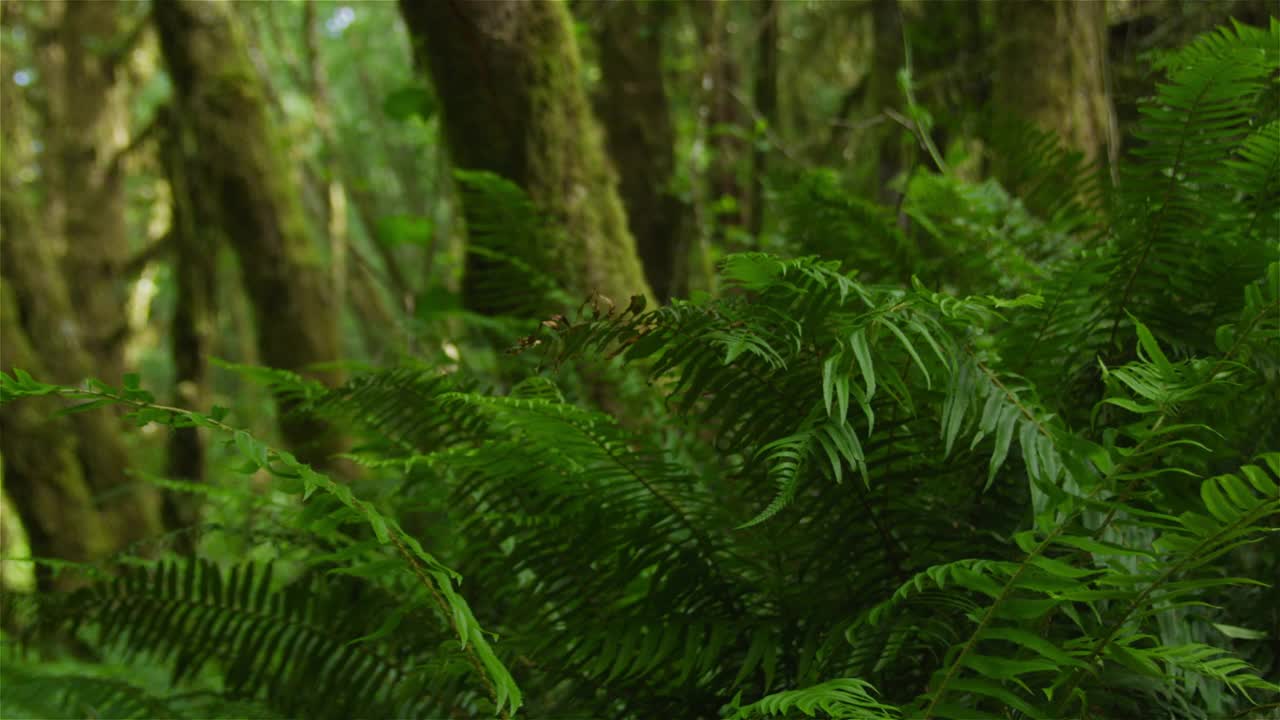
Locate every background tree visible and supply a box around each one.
[38,0,145,386]
[153,0,346,469]
[993,0,1116,164]
[399,0,654,311]
[0,32,160,576]
[748,0,779,237]
[590,0,689,301]
[156,103,218,537]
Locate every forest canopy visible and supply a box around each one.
[0,1,1277,719]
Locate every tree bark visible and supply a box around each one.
[0,48,161,574]
[154,0,346,469]
[157,105,219,538]
[399,0,654,311]
[45,0,135,385]
[993,0,1114,164]
[0,280,115,591]
[865,0,905,204]
[593,0,688,301]
[690,0,749,238]
[748,0,779,237]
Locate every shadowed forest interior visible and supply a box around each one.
[0,0,1278,718]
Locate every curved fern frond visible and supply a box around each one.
[0,372,522,717]
[728,678,901,719]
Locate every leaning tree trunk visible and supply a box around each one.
[993,0,1114,164]
[154,0,346,469]
[399,0,654,311]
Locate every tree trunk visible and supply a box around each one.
[0,49,160,575]
[993,0,1114,164]
[865,0,905,204]
[748,0,779,237]
[399,0,654,311]
[593,0,691,302]
[690,0,749,240]
[45,0,136,385]
[157,105,219,539]
[0,280,115,591]
[153,0,346,469]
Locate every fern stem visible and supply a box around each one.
[390,533,509,720]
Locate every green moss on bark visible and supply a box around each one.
[994,0,1113,164]
[0,66,162,560]
[155,0,345,468]
[400,0,654,310]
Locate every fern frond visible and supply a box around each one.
[728,678,901,719]
[455,169,574,317]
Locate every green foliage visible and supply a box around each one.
[3,20,1278,720]
[454,169,575,317]
[0,372,522,718]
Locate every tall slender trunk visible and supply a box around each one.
[593,0,688,301]
[399,0,654,311]
[157,105,218,539]
[46,0,136,385]
[748,0,779,236]
[690,0,749,239]
[154,0,347,470]
[865,0,905,204]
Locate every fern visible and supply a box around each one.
[0,371,522,718]
[3,20,1277,720]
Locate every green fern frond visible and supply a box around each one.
[43,560,448,719]
[0,663,189,720]
[454,169,574,317]
[728,678,901,719]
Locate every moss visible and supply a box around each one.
[155,0,346,468]
[0,91,163,562]
[401,0,654,311]
[53,0,132,385]
[994,0,1112,164]
[0,281,114,590]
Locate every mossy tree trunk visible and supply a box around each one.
[399,0,654,311]
[0,45,160,577]
[43,0,138,385]
[154,0,346,469]
[593,0,689,302]
[993,0,1115,164]
[0,281,114,591]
